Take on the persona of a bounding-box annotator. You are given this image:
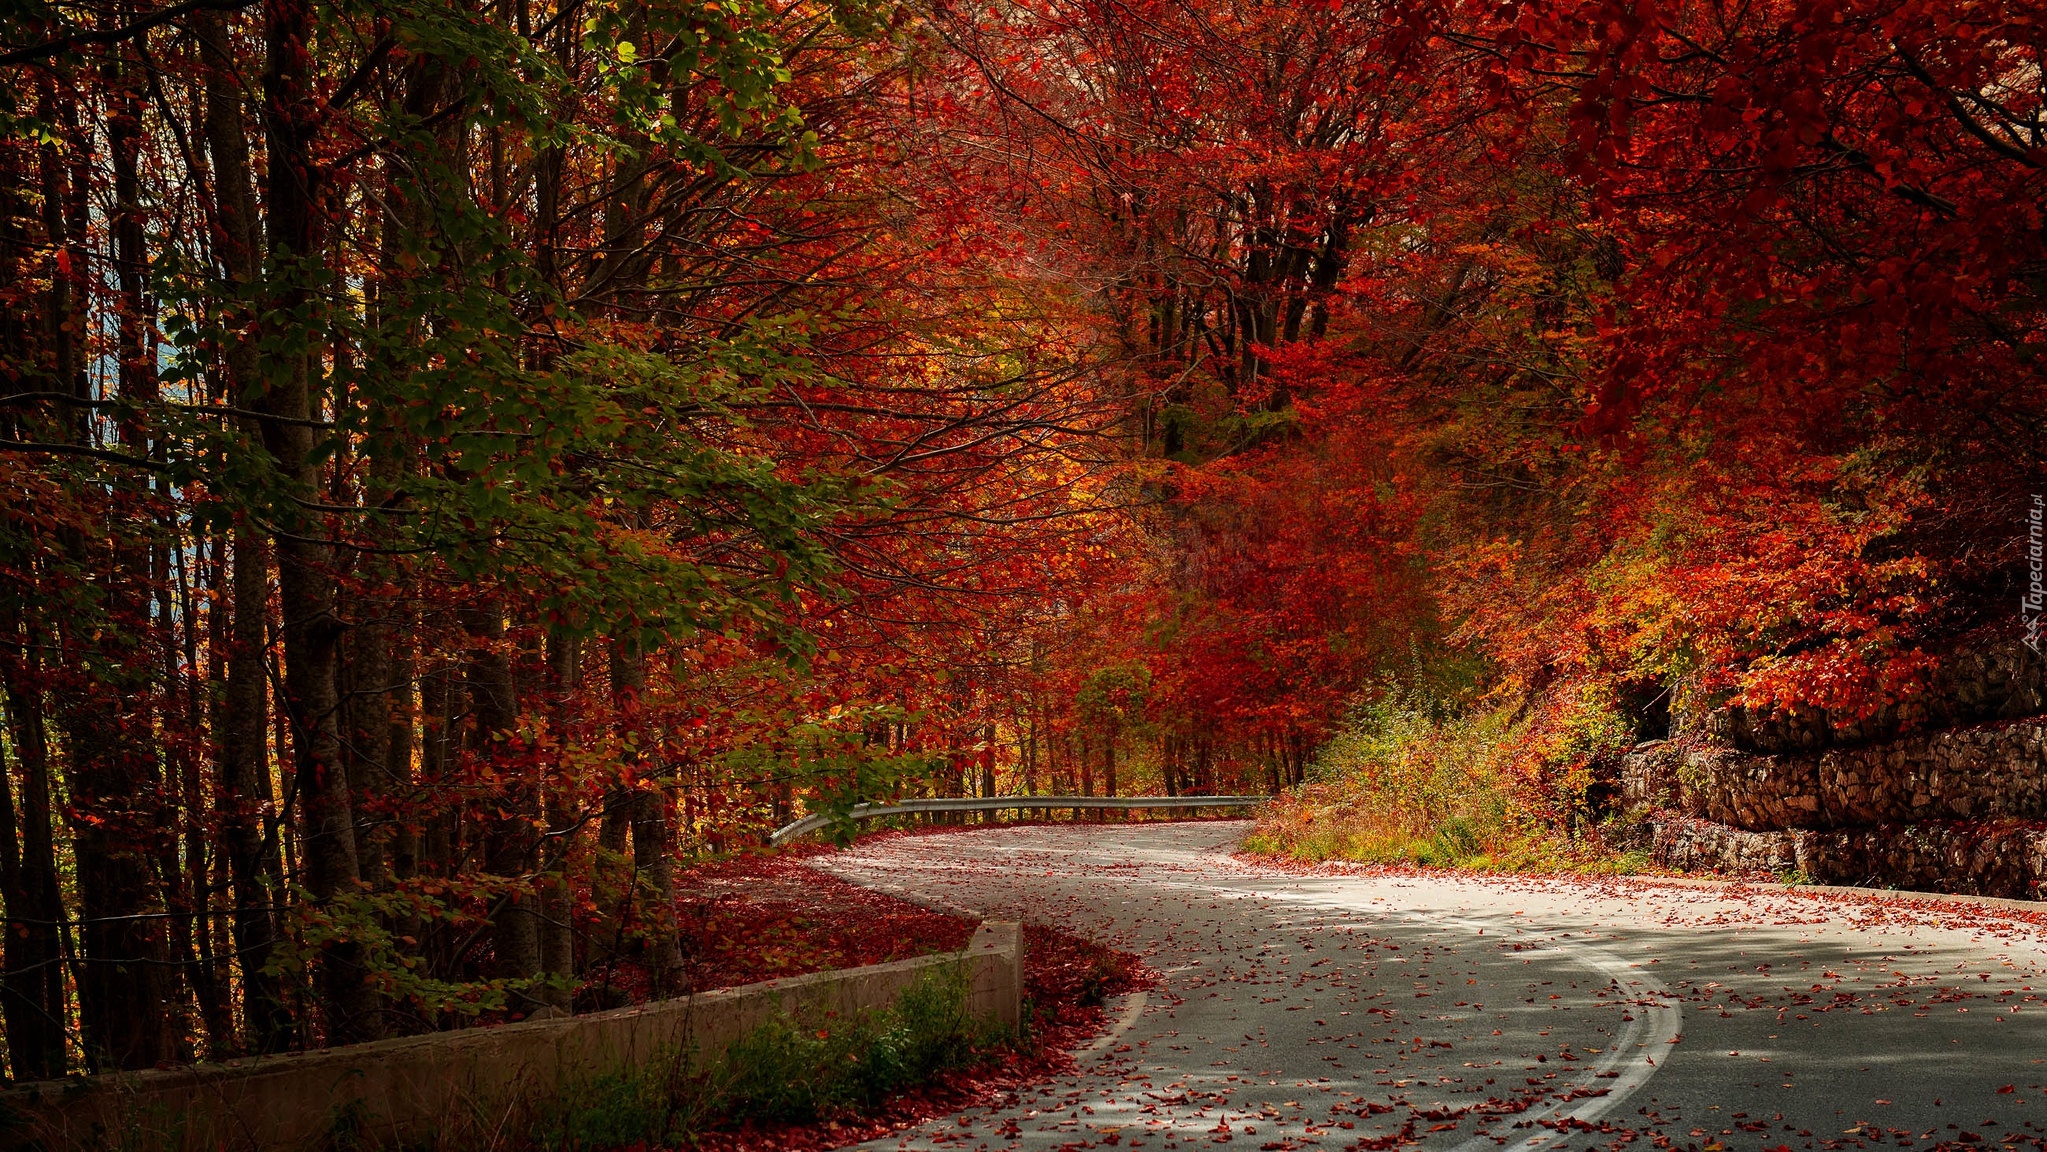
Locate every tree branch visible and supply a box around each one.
[0,438,169,471]
[0,0,260,69]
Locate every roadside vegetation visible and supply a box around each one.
[1245,680,1651,874]
[535,966,988,1150]
[525,921,1144,1152]
[523,855,1145,1151]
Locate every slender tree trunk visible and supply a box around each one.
[229,532,291,1051]
[0,92,73,1084]
[0,664,70,1080]
[630,789,684,996]
[340,618,393,892]
[980,723,997,801]
[1022,720,1037,797]
[608,636,682,994]
[466,605,542,1008]
[1050,729,1064,794]
[538,633,577,1008]
[173,533,234,1055]
[419,657,457,881]
[596,638,634,857]
[198,8,292,1053]
[261,0,375,1044]
[386,624,418,883]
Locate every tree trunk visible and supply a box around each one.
[419,657,458,882]
[980,723,997,801]
[386,623,418,883]
[0,665,70,1080]
[197,6,294,1055]
[467,605,542,1009]
[608,636,682,994]
[1022,720,1037,797]
[538,632,578,1007]
[0,90,73,1085]
[261,0,375,1044]
[1103,729,1118,798]
[340,617,393,891]
[227,530,292,1052]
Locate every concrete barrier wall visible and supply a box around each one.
[0,922,1022,1152]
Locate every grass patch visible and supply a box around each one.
[535,964,999,1149]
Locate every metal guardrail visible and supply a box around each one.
[769,794,1269,846]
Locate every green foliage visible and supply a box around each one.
[534,965,994,1148]
[1077,660,1151,735]
[270,882,574,1021]
[713,699,938,845]
[137,0,869,659]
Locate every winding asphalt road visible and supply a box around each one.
[811,822,2047,1152]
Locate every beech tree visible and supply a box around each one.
[4,0,2045,1073]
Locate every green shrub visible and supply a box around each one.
[1248,678,1641,873]
[532,964,998,1150]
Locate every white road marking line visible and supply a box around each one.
[1118,876,1684,1150]
[1076,990,1150,1057]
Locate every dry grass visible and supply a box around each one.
[1243,684,1649,874]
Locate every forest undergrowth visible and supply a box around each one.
[1243,682,1654,876]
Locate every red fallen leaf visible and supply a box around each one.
[1998,1085,2017,1094]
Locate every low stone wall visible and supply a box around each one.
[1621,653,2047,898]
[0,921,1023,1152]
[1622,719,2047,832]
[1647,817,2047,899]
[1648,817,1799,875]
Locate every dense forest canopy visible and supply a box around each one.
[1,0,2042,1073]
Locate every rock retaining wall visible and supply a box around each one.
[0,921,1024,1152]
[1622,720,2047,831]
[1622,695,2047,898]
[1646,818,2047,899]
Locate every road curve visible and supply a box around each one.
[811,822,2047,1152]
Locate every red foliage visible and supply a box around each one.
[675,858,979,990]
